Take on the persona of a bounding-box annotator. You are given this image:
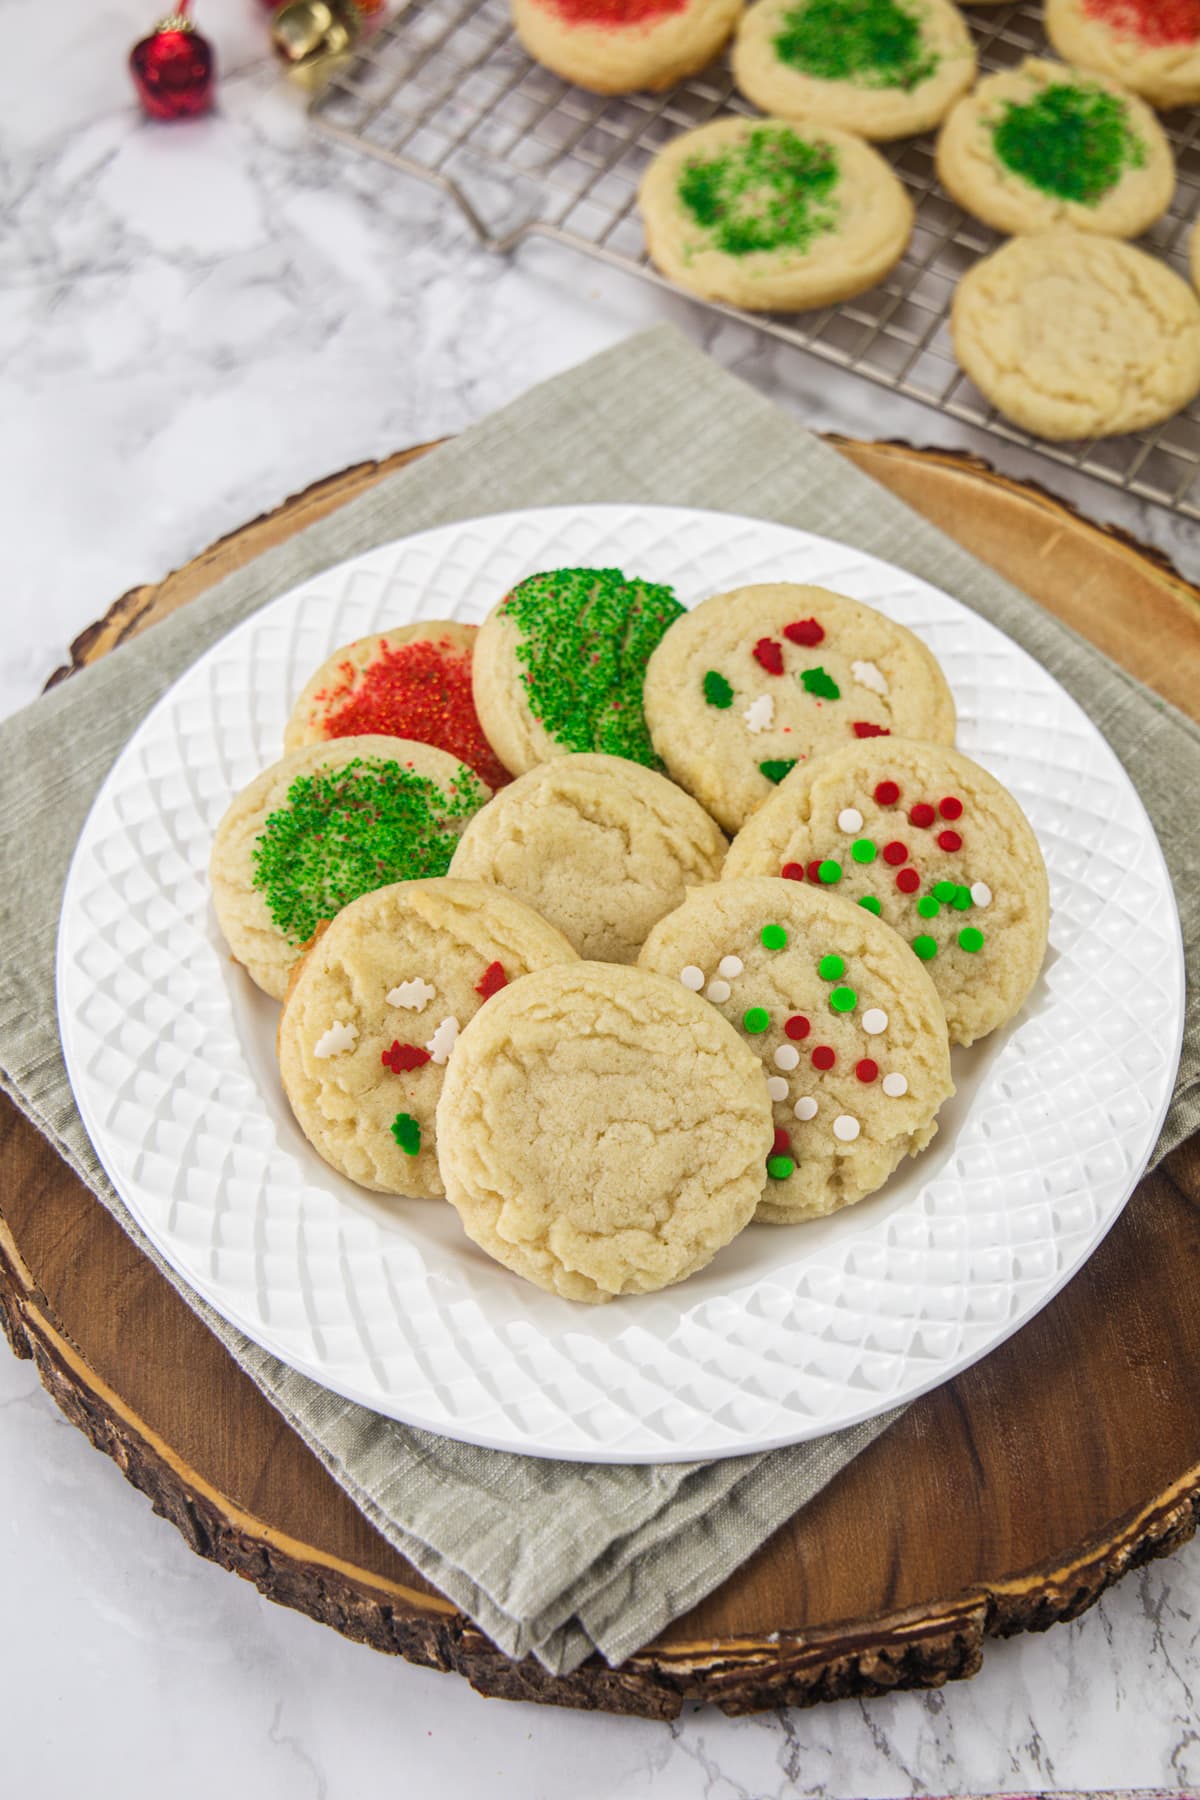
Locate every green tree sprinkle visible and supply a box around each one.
[991,82,1147,206]
[251,757,485,945]
[677,125,840,258]
[772,0,938,93]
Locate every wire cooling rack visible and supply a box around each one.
[310,1,1200,517]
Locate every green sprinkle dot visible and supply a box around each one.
[744,1006,771,1035]
[851,838,877,864]
[932,880,957,903]
[760,758,797,785]
[912,934,938,961]
[390,1113,421,1156]
[951,885,973,912]
[767,1154,796,1180]
[818,953,845,980]
[830,986,857,1013]
[800,665,841,700]
[858,895,882,915]
[818,859,842,884]
[959,927,985,953]
[916,895,939,919]
[703,669,734,709]
[762,923,788,950]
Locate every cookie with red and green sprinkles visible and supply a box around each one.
[277,878,578,1200]
[284,621,512,790]
[210,735,490,999]
[641,581,955,835]
[1046,0,1200,111]
[723,739,1049,1047]
[639,875,952,1224]
[937,59,1173,240]
[472,566,685,778]
[732,0,976,142]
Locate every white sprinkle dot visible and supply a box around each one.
[971,882,992,908]
[718,955,744,979]
[680,965,705,991]
[882,1072,908,1098]
[766,1076,789,1101]
[861,1007,889,1036]
[706,978,732,1003]
[774,1043,800,1071]
[837,807,864,835]
[833,1114,861,1142]
[793,1096,818,1121]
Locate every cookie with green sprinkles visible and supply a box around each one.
[210,735,491,999]
[472,566,684,778]
[638,116,913,313]
[723,738,1049,1047]
[639,875,953,1224]
[937,59,1173,240]
[732,0,976,142]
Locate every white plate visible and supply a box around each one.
[57,505,1185,1463]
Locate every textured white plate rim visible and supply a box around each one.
[56,502,1187,1464]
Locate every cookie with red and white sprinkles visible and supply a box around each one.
[642,582,955,834]
[512,0,742,96]
[284,621,512,791]
[723,739,1049,1046]
[639,876,952,1224]
[277,877,578,1200]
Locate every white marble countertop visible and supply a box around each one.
[5,2,1200,1791]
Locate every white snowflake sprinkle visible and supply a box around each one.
[882,1072,908,1098]
[314,1020,357,1059]
[718,955,744,980]
[743,694,775,734]
[766,1076,789,1102]
[426,1016,460,1065]
[793,1096,818,1122]
[851,659,889,696]
[680,965,705,991]
[387,977,436,1012]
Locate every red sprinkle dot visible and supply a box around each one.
[475,960,507,1000]
[909,802,935,828]
[896,868,920,893]
[874,780,900,806]
[938,829,963,853]
[781,861,806,882]
[806,860,824,884]
[773,1126,791,1156]
[381,1041,431,1073]
[783,617,825,647]
[753,637,785,675]
[812,1045,836,1071]
[785,1014,811,1040]
[855,1059,879,1084]
[854,722,891,738]
[882,840,908,866]
[939,796,963,820]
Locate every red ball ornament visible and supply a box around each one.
[130,10,215,119]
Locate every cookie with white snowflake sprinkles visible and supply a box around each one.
[435,962,773,1300]
[638,876,952,1224]
[641,582,955,834]
[472,566,685,779]
[283,621,512,790]
[209,735,491,999]
[277,878,578,1199]
[722,739,1049,1046]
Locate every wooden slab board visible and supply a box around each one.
[6,439,1199,1719]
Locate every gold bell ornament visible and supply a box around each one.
[270,0,379,86]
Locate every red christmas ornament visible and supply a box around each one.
[130,6,215,120]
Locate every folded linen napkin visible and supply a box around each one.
[1,326,1196,1676]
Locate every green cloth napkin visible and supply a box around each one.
[2,326,1196,1677]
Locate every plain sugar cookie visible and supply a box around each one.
[639,876,953,1224]
[449,752,727,963]
[722,738,1049,1046]
[277,879,578,1199]
[639,117,913,312]
[732,0,976,141]
[951,231,1200,441]
[1046,0,1200,110]
[512,0,742,94]
[936,59,1174,238]
[210,735,490,999]
[436,962,773,1301]
[642,581,955,834]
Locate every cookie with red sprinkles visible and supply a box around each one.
[512,0,742,96]
[284,621,512,791]
[723,738,1049,1046]
[1046,0,1200,108]
[277,877,578,1200]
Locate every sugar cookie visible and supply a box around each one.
[512,0,742,94]
[1046,0,1200,110]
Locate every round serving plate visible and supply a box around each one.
[56,504,1185,1463]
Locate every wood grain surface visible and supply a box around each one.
[6,438,1198,1717]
